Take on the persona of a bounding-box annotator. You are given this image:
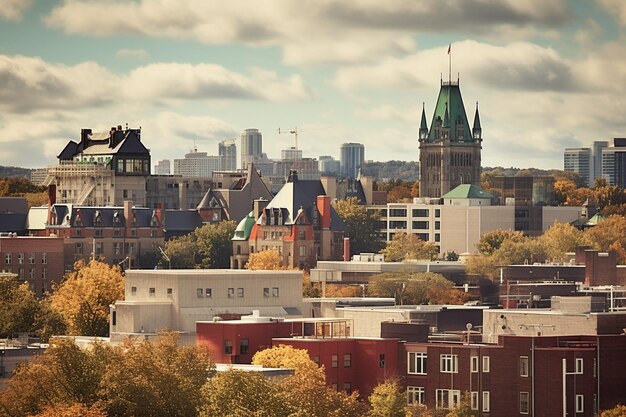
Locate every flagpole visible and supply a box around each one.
[448,44,452,84]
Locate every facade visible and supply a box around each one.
[154,159,171,175]
[487,176,555,206]
[110,269,307,344]
[241,128,263,170]
[173,149,220,177]
[340,143,365,179]
[319,155,341,176]
[0,237,64,297]
[419,81,482,198]
[564,147,592,186]
[49,125,151,206]
[218,138,237,171]
[601,138,626,187]
[231,171,346,270]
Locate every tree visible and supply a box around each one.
[333,197,384,255]
[0,273,41,338]
[382,233,438,262]
[444,392,474,417]
[162,221,236,269]
[585,215,626,252]
[48,259,124,336]
[387,182,413,203]
[245,249,286,270]
[476,230,525,256]
[199,370,290,417]
[600,404,626,417]
[539,222,589,262]
[368,380,407,417]
[368,272,465,305]
[29,403,107,417]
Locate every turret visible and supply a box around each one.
[472,101,482,140]
[419,103,428,140]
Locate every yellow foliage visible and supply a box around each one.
[28,403,106,417]
[245,249,288,270]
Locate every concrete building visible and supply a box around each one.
[319,155,341,176]
[241,128,263,170]
[601,138,626,187]
[340,143,365,179]
[154,159,171,175]
[564,147,592,186]
[173,148,220,178]
[218,138,237,171]
[110,269,307,344]
[418,81,482,198]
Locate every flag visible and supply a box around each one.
[448,44,451,54]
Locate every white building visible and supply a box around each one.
[110,269,308,344]
[218,139,237,171]
[173,149,221,177]
[154,159,171,175]
[564,147,592,186]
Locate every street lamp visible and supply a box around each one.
[158,246,171,269]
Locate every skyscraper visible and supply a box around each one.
[173,148,220,177]
[601,138,626,187]
[154,159,171,175]
[418,79,482,198]
[564,148,592,186]
[240,128,263,170]
[218,138,237,171]
[340,143,365,179]
[319,155,341,176]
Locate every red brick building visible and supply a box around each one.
[0,235,64,297]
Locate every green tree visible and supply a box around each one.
[333,197,384,255]
[0,273,41,338]
[48,259,124,336]
[368,380,407,417]
[162,221,236,269]
[368,272,465,305]
[382,233,438,262]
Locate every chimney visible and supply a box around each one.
[117,125,123,131]
[124,200,133,234]
[343,237,350,261]
[316,195,331,229]
[253,198,269,221]
[287,170,299,183]
[47,184,56,226]
[80,128,92,148]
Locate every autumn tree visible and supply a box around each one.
[368,380,407,417]
[538,222,589,262]
[382,233,439,262]
[245,249,285,270]
[333,197,384,255]
[28,403,107,417]
[162,221,236,269]
[48,259,124,336]
[476,230,525,255]
[368,272,465,305]
[600,404,626,417]
[0,273,41,338]
[585,215,626,252]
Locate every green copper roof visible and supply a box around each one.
[427,82,473,143]
[584,213,603,227]
[442,184,493,199]
[232,211,255,241]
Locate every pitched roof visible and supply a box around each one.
[443,184,493,199]
[427,82,473,143]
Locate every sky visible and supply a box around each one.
[1,0,626,170]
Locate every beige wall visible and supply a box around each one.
[541,206,582,230]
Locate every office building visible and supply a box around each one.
[154,159,171,175]
[241,128,263,170]
[319,155,341,176]
[564,147,592,186]
[419,79,482,198]
[173,148,220,178]
[218,139,237,171]
[340,143,365,179]
[601,138,626,187]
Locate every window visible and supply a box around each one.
[576,395,584,413]
[5,253,11,264]
[440,354,458,373]
[520,356,529,377]
[298,230,306,240]
[520,392,530,414]
[29,269,35,279]
[75,243,83,255]
[344,354,351,368]
[95,242,103,255]
[408,352,427,375]
[379,354,385,368]
[482,391,490,412]
[331,355,338,368]
[41,268,47,279]
[113,243,121,255]
[471,392,479,410]
[240,339,249,355]
[18,253,24,264]
[412,209,429,217]
[436,389,460,409]
[482,356,490,373]
[197,288,204,298]
[575,358,583,374]
[263,287,270,297]
[237,287,244,297]
[29,254,35,264]
[206,288,212,298]
[435,221,440,230]
[149,287,155,296]
[299,245,306,257]
[471,356,479,373]
[389,208,407,217]
[272,287,279,297]
[228,288,234,298]
[18,268,24,279]
[95,229,102,237]
[343,382,352,394]
[435,209,440,218]
[412,221,429,229]
[407,387,425,405]
[131,286,137,296]
[167,288,173,296]
[224,340,233,355]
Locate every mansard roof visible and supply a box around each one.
[427,81,473,143]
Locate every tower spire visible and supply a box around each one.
[419,102,428,140]
[472,101,482,140]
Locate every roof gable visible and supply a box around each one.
[443,184,493,199]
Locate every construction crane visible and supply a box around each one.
[278,127,300,149]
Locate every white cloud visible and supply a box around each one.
[44,0,571,65]
[116,48,150,60]
[0,0,33,21]
[598,0,626,25]
[0,55,312,114]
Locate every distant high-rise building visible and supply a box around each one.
[219,139,237,171]
[418,79,482,198]
[281,147,303,161]
[241,128,263,170]
[592,141,608,184]
[564,148,592,186]
[601,138,626,188]
[154,159,171,175]
[340,143,365,179]
[173,149,220,177]
[319,155,340,176]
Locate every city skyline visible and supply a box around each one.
[2,1,626,170]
